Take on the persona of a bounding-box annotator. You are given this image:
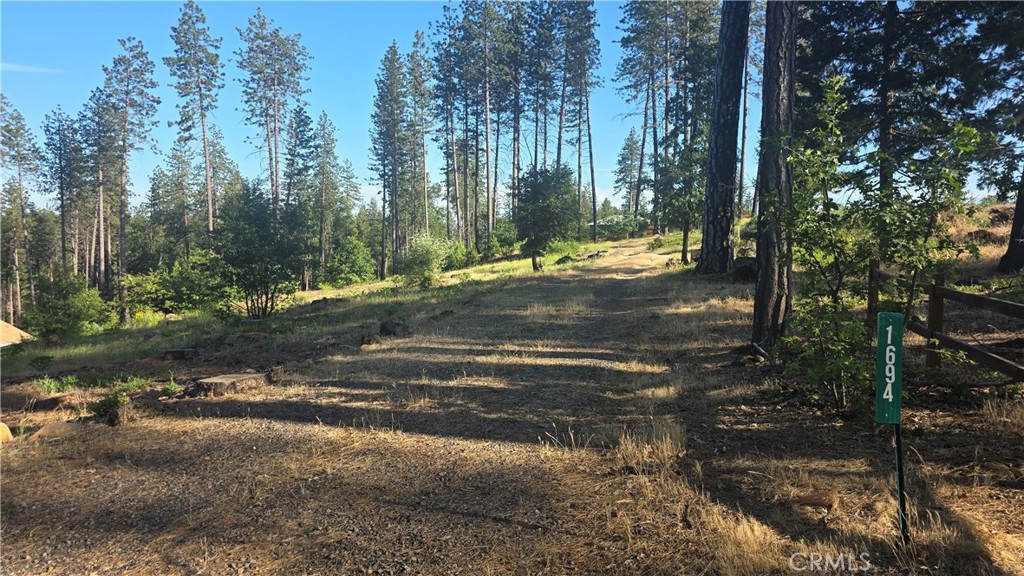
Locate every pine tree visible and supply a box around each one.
[406,31,434,237]
[313,112,342,286]
[369,43,407,278]
[1,95,42,324]
[236,8,311,215]
[42,107,86,269]
[103,36,161,323]
[164,0,224,234]
[696,1,750,274]
[752,0,796,351]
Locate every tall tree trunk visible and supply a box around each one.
[587,89,598,243]
[11,246,22,325]
[650,71,660,232]
[577,98,584,238]
[119,138,130,325]
[4,281,13,325]
[997,169,1024,273]
[88,206,97,286]
[463,104,471,246]
[634,87,650,220]
[265,111,277,216]
[422,126,429,237]
[492,110,501,234]
[199,83,214,233]
[450,114,459,241]
[272,77,282,216]
[59,143,68,267]
[696,0,750,274]
[484,18,493,243]
[556,46,568,170]
[752,0,796,351]
[380,176,388,279]
[878,0,898,209]
[16,162,35,306]
[98,167,107,293]
[473,112,481,251]
[72,211,80,276]
[738,43,751,220]
[512,84,521,219]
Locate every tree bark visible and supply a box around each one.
[587,89,598,243]
[199,77,214,233]
[634,87,650,220]
[738,43,751,219]
[650,70,660,232]
[752,0,796,351]
[696,0,750,274]
[997,169,1024,273]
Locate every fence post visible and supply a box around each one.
[926,273,945,368]
[867,259,880,332]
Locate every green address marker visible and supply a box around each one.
[875,312,904,425]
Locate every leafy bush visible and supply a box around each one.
[89,391,130,420]
[442,240,478,271]
[126,250,232,314]
[24,270,115,337]
[599,215,641,240]
[217,180,303,319]
[397,234,447,287]
[647,236,665,251]
[484,219,522,258]
[325,235,377,287]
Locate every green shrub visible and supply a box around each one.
[397,234,447,287]
[24,270,115,337]
[484,219,522,258]
[443,240,478,271]
[325,235,377,287]
[34,375,78,394]
[647,236,665,251]
[115,375,149,393]
[126,250,232,314]
[29,355,54,372]
[89,391,130,419]
[548,239,580,259]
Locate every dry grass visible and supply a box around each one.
[3,235,1021,575]
[982,398,1024,434]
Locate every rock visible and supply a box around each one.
[380,315,409,337]
[665,258,676,268]
[361,334,384,347]
[689,249,702,263]
[165,313,183,322]
[30,421,85,441]
[555,254,576,265]
[46,334,60,347]
[163,348,197,360]
[732,257,758,282]
[189,373,269,397]
[0,422,13,443]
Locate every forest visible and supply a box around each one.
[2,1,1022,337]
[2,2,1024,574]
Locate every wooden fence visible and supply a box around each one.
[867,260,1024,382]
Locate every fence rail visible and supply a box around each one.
[867,260,1024,382]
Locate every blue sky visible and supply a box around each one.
[1,1,762,211]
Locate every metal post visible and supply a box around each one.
[894,423,910,544]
